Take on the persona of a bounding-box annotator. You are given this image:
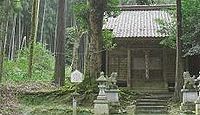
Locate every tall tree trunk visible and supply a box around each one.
[9,13,17,60]
[40,0,46,44]
[18,13,22,58]
[174,0,184,100]
[0,24,4,82]
[19,23,24,50]
[71,31,86,71]
[3,21,8,57]
[28,0,40,78]
[0,21,8,83]
[66,0,70,27]
[54,0,66,86]
[54,11,58,54]
[83,31,89,75]
[88,0,106,80]
[18,13,21,50]
[0,40,3,83]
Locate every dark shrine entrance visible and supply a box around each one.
[188,55,200,76]
[131,49,165,91]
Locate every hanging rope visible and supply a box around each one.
[145,50,150,79]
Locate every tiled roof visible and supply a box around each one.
[103,10,172,38]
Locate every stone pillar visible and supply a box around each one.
[94,72,109,115]
[71,92,80,115]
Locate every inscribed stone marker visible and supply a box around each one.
[71,70,83,83]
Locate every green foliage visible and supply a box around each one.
[11,0,22,13]
[156,16,176,48]
[136,0,150,5]
[106,0,120,16]
[0,0,12,40]
[65,27,77,65]
[73,0,120,30]
[73,0,90,30]
[3,43,54,83]
[121,0,175,5]
[157,0,200,55]
[181,0,200,55]
[102,29,116,49]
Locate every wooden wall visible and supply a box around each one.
[106,38,176,90]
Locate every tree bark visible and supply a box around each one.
[54,10,58,54]
[54,0,66,86]
[0,24,4,82]
[17,13,22,58]
[28,0,40,78]
[40,0,46,44]
[9,13,17,60]
[18,13,21,51]
[174,0,184,100]
[88,0,106,80]
[0,40,3,82]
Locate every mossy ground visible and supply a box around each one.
[0,82,93,115]
[1,82,192,115]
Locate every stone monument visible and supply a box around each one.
[195,72,200,115]
[106,72,120,103]
[94,72,109,115]
[180,71,198,113]
[106,72,121,114]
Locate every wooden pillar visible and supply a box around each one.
[127,49,131,88]
[162,48,168,88]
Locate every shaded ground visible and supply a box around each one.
[0,82,192,115]
[0,84,19,115]
[0,82,93,115]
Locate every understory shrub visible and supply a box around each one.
[3,43,54,83]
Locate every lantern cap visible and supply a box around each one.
[96,72,107,82]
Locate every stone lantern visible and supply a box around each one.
[94,72,109,115]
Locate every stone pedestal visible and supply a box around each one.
[196,99,200,115]
[106,89,121,114]
[106,89,120,103]
[180,89,198,113]
[94,100,109,115]
[195,92,200,115]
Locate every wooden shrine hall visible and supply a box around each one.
[103,5,176,91]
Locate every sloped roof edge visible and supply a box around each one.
[117,4,176,11]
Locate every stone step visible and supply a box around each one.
[135,106,168,114]
[136,105,167,110]
[136,101,167,106]
[135,109,168,114]
[143,95,172,99]
[134,113,169,115]
[135,92,171,114]
[137,99,167,102]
